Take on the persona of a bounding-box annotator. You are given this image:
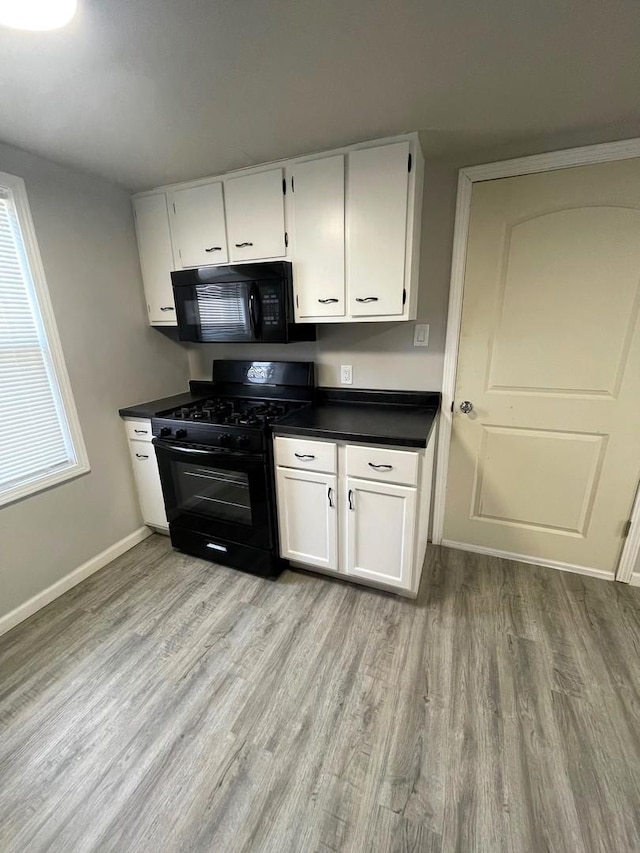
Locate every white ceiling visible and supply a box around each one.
[1,0,640,190]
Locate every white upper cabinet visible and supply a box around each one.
[131,134,423,327]
[170,182,228,268]
[288,155,345,319]
[347,141,411,318]
[224,168,286,262]
[132,193,176,325]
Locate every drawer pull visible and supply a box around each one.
[294,453,316,460]
[204,246,222,252]
[235,241,254,248]
[135,453,149,459]
[134,429,148,435]
[368,463,393,471]
[355,297,379,303]
[318,298,339,304]
[160,306,175,311]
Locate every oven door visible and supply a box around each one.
[153,439,272,550]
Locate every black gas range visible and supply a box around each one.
[151,360,314,577]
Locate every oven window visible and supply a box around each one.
[174,462,252,525]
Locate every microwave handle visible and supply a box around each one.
[249,283,262,340]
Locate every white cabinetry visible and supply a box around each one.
[224,168,286,262]
[132,193,176,325]
[123,418,168,532]
[274,431,435,596]
[131,133,423,327]
[345,478,416,589]
[347,142,411,318]
[288,155,345,319]
[276,468,338,570]
[170,182,228,268]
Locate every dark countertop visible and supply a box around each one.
[118,382,215,419]
[273,388,440,448]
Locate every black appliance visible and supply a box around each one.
[151,360,314,577]
[171,262,316,344]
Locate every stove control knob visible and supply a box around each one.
[175,428,188,439]
[160,427,172,437]
[235,436,250,449]
[219,433,233,448]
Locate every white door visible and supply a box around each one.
[276,467,338,570]
[444,158,640,574]
[289,156,345,319]
[170,182,228,267]
[224,169,286,262]
[346,477,416,589]
[128,441,168,529]
[347,142,409,318]
[133,193,176,324]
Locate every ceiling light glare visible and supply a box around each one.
[0,0,78,31]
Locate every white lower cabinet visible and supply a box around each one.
[274,434,434,596]
[276,468,338,570]
[123,419,168,532]
[345,477,416,589]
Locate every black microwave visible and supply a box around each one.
[171,262,316,344]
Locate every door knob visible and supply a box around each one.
[459,401,474,414]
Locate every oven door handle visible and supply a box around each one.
[152,438,262,463]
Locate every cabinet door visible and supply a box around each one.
[128,440,168,529]
[224,168,286,262]
[289,156,345,319]
[276,467,338,570]
[170,182,229,268]
[133,193,177,325]
[347,142,410,318]
[346,477,416,589]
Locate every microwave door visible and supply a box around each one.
[179,281,254,342]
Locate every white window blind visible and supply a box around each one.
[0,177,87,505]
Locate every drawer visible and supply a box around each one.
[124,418,153,442]
[346,444,419,486]
[274,436,337,473]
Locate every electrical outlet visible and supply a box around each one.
[341,364,353,385]
[413,324,430,347]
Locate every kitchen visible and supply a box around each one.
[2,1,640,851]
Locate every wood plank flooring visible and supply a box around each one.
[2,535,640,852]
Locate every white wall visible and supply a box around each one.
[0,142,190,621]
[187,160,458,390]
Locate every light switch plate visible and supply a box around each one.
[341,364,353,385]
[413,324,430,347]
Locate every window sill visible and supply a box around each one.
[0,462,92,509]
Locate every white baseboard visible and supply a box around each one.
[440,539,615,582]
[0,526,152,639]
[629,574,640,588]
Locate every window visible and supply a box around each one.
[0,171,89,507]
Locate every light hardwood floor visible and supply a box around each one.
[1,535,640,852]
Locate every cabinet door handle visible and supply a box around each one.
[160,306,175,311]
[205,246,222,253]
[348,489,354,510]
[294,453,316,460]
[327,487,334,508]
[135,453,149,459]
[318,298,339,304]
[355,297,379,303]
[134,429,148,435]
[235,242,254,248]
[368,463,393,471]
